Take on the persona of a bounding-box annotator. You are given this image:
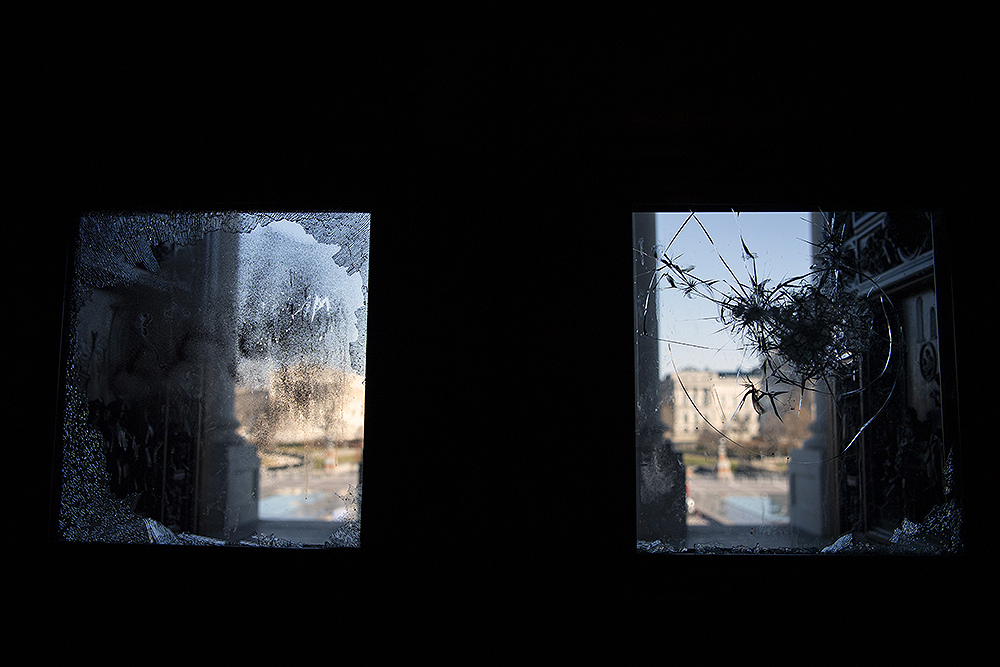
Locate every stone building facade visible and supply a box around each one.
[661,370,762,449]
[235,363,365,450]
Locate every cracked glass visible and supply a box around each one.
[634,210,961,554]
[58,211,369,548]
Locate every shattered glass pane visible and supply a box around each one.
[634,211,961,554]
[58,211,369,547]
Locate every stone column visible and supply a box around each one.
[195,221,259,541]
[788,212,837,538]
[789,390,834,537]
[634,212,686,545]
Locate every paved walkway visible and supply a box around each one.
[683,471,829,549]
[687,472,789,526]
[255,463,361,544]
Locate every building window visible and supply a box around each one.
[57,211,369,548]
[635,210,961,554]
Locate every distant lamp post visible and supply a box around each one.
[716,441,734,481]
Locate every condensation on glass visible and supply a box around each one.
[58,211,369,547]
[634,211,961,554]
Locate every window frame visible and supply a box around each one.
[634,209,963,554]
[50,211,369,548]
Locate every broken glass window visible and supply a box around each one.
[58,211,369,548]
[634,210,961,554]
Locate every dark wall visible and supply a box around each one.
[22,26,977,638]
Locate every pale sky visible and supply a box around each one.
[649,211,816,377]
